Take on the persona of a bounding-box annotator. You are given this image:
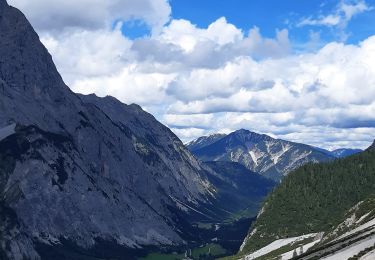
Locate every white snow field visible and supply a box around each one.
[243,233,317,260]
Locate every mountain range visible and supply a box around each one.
[0,1,372,259]
[187,129,337,181]
[0,1,274,259]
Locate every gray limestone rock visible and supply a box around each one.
[0,1,218,259]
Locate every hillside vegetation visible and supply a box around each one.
[240,147,375,255]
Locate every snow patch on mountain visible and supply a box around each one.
[336,217,375,242]
[242,233,318,260]
[281,238,322,259]
[322,236,375,260]
[361,250,375,259]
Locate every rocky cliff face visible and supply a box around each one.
[189,129,333,181]
[0,1,221,259]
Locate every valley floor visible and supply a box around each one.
[142,217,255,259]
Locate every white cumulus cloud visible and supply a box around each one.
[8,0,171,33]
[8,0,375,149]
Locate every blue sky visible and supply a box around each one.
[122,0,375,45]
[10,0,375,149]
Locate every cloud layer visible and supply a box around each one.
[9,0,171,33]
[298,0,373,41]
[8,0,375,150]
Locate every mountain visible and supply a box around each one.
[368,140,375,151]
[186,133,227,151]
[331,148,363,158]
[188,129,333,181]
[238,141,375,259]
[189,161,276,254]
[0,1,211,257]
[204,161,275,219]
[0,2,273,259]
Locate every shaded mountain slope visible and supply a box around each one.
[331,148,362,158]
[186,134,227,152]
[205,161,275,219]
[0,1,235,259]
[0,1,320,259]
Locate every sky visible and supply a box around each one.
[8,0,375,150]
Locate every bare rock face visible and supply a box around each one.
[0,0,80,132]
[0,1,219,259]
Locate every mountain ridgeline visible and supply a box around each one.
[186,134,227,151]
[0,1,215,258]
[1,1,372,260]
[239,142,375,259]
[187,130,334,181]
[0,1,276,259]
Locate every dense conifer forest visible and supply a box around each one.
[242,147,375,253]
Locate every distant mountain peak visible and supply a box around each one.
[189,129,333,181]
[234,128,250,134]
[230,129,273,142]
[232,129,252,139]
